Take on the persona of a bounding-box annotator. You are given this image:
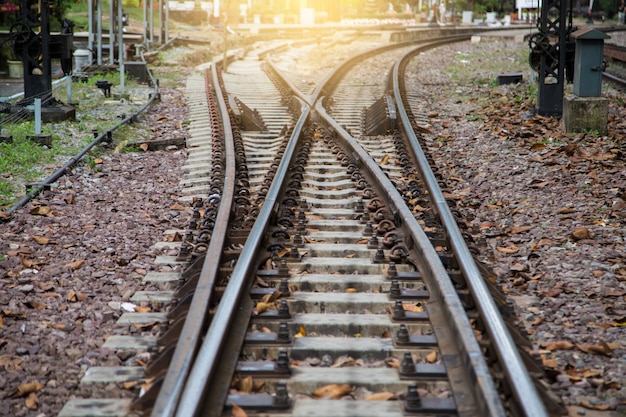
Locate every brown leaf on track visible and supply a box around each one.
[23,301,45,310]
[403,303,423,312]
[0,355,23,370]
[39,292,60,298]
[122,381,139,390]
[253,302,273,315]
[10,381,44,398]
[19,255,39,268]
[345,288,357,293]
[380,154,390,165]
[384,357,400,368]
[29,206,52,216]
[170,203,186,211]
[8,247,32,256]
[556,207,576,214]
[134,306,151,313]
[507,225,532,234]
[294,325,307,338]
[331,356,356,368]
[238,376,253,393]
[544,341,575,351]
[231,404,248,417]
[255,276,270,287]
[365,392,395,401]
[496,245,519,254]
[0,211,11,220]
[528,180,552,188]
[62,193,75,205]
[31,235,50,244]
[261,291,282,304]
[577,340,618,356]
[312,383,354,399]
[541,282,564,298]
[542,357,558,368]
[24,392,38,410]
[133,321,158,330]
[65,259,85,270]
[139,143,149,151]
[345,253,355,258]
[579,401,611,411]
[537,238,553,246]
[381,330,392,338]
[426,351,437,363]
[0,316,3,327]
[571,228,593,240]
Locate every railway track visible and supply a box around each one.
[55,29,566,417]
[147,33,554,417]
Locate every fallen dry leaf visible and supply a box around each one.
[312,383,353,399]
[576,341,617,356]
[65,260,85,270]
[544,341,575,351]
[579,401,611,411]
[238,376,253,393]
[253,302,273,315]
[364,392,395,401]
[31,235,50,245]
[29,206,52,216]
[10,381,44,398]
[426,351,437,363]
[496,245,519,254]
[294,325,307,338]
[24,392,38,410]
[231,404,248,417]
[571,228,593,240]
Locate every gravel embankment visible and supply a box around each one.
[0,87,191,416]
[407,40,625,416]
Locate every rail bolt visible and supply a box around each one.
[396,324,410,343]
[400,352,415,375]
[405,384,421,408]
[392,300,406,320]
[274,382,290,406]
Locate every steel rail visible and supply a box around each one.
[391,44,550,417]
[148,61,237,417]
[174,97,310,417]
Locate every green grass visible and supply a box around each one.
[0,71,156,209]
